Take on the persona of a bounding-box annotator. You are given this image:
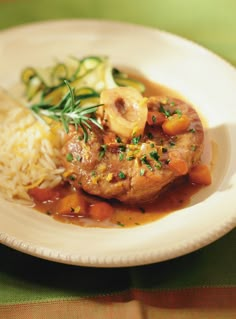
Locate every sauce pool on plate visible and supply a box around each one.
[29,75,211,228]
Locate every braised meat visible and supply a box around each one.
[61,91,204,204]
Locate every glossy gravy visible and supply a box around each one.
[33,76,209,228]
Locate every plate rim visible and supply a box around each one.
[0,18,236,267]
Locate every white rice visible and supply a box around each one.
[0,90,65,205]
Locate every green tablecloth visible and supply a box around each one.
[0,230,235,318]
[0,0,235,67]
[0,1,235,318]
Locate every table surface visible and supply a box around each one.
[0,1,235,318]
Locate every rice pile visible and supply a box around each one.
[0,89,65,204]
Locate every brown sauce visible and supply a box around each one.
[34,178,202,228]
[32,75,210,228]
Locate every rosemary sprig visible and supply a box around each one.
[30,80,103,142]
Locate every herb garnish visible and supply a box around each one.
[118,171,126,179]
[30,80,103,142]
[119,145,126,152]
[127,156,135,161]
[169,141,176,147]
[140,168,145,176]
[117,221,125,227]
[155,163,162,169]
[66,153,74,162]
[150,150,162,169]
[131,135,141,145]
[174,109,182,118]
[147,132,153,139]
[149,150,160,162]
[140,155,153,171]
[191,144,197,151]
[159,104,171,117]
[99,144,107,159]
[116,136,122,143]
[119,153,124,161]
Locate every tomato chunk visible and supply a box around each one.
[56,192,88,216]
[189,164,212,185]
[168,158,188,176]
[89,202,114,221]
[162,114,190,136]
[28,187,59,202]
[147,111,166,126]
[168,152,189,176]
[103,131,117,144]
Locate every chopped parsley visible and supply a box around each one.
[141,155,153,171]
[140,168,145,176]
[66,153,74,162]
[117,221,125,227]
[131,135,141,145]
[169,141,176,147]
[118,171,126,179]
[127,156,135,161]
[189,128,196,133]
[150,150,162,169]
[162,147,168,153]
[174,109,182,118]
[99,144,107,159]
[119,153,124,161]
[159,104,171,117]
[147,132,153,139]
[149,150,160,162]
[119,145,126,152]
[116,136,122,143]
[155,162,162,169]
[152,115,157,123]
[191,144,197,151]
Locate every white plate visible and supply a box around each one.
[0,19,235,267]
